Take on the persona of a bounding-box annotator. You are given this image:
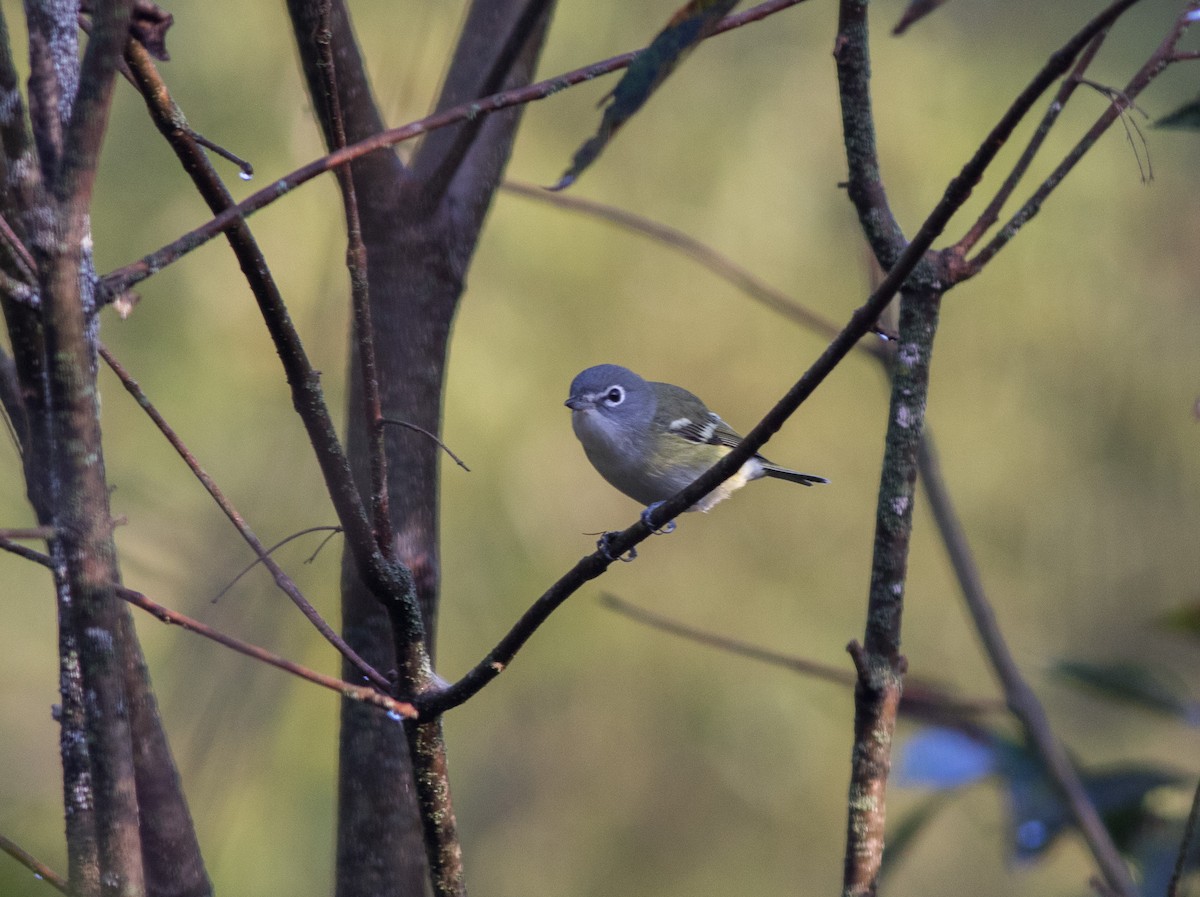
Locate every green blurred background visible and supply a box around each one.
[2,1,1199,895]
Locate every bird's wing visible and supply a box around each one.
[666,411,741,448]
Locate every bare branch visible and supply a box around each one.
[100,0,809,299]
[99,343,390,691]
[114,584,416,719]
[311,0,392,557]
[601,594,1003,724]
[918,432,1142,897]
[6,543,417,728]
[501,180,894,355]
[119,38,424,651]
[966,1,1194,276]
[212,526,343,602]
[0,525,54,539]
[954,30,1109,256]
[0,833,69,894]
[380,418,471,472]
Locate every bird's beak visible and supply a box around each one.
[564,396,589,410]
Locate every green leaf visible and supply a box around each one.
[552,0,742,190]
[1054,660,1199,723]
[1155,96,1200,130]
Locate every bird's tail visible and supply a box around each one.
[761,463,829,486]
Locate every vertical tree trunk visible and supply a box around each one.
[2,3,211,895]
[287,2,554,893]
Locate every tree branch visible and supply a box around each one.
[31,3,145,894]
[120,36,425,655]
[98,341,389,690]
[311,0,392,558]
[413,0,555,212]
[917,433,1140,896]
[965,1,1197,276]
[100,0,809,300]
[601,594,1003,725]
[953,30,1108,257]
[0,833,69,894]
[501,180,894,355]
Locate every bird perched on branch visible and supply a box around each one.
[565,364,827,520]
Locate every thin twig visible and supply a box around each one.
[1077,79,1152,182]
[99,0,811,299]
[211,525,344,603]
[968,0,1195,275]
[0,833,69,894]
[381,418,471,471]
[954,30,1109,256]
[98,342,390,690]
[1167,775,1200,897]
[303,526,344,564]
[119,38,422,651]
[314,0,392,556]
[601,594,1002,722]
[113,583,415,718]
[189,131,253,178]
[0,537,54,566]
[10,523,412,717]
[501,181,893,356]
[0,526,55,540]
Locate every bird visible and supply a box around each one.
[565,364,827,517]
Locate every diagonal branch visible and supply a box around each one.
[120,37,424,650]
[114,584,416,719]
[0,833,69,894]
[0,539,414,718]
[100,0,808,300]
[601,594,1003,725]
[917,433,1139,896]
[98,342,390,690]
[501,180,893,355]
[965,1,1198,276]
[953,30,1109,257]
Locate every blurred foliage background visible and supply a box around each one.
[2,1,1199,895]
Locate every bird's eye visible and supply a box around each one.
[604,386,625,405]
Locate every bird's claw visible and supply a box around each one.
[597,531,637,563]
[641,502,676,535]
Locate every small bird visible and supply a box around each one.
[565,364,827,516]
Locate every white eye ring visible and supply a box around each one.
[603,385,625,406]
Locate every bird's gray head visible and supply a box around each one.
[565,364,656,428]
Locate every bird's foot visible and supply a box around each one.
[597,531,637,563]
[641,502,676,534]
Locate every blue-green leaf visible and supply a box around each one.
[553,0,742,190]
